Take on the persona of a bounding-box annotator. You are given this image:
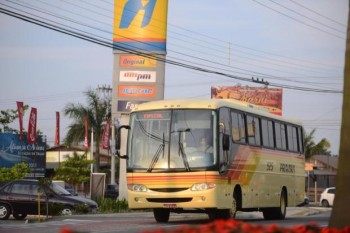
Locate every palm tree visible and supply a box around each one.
[304,129,331,160]
[63,88,111,172]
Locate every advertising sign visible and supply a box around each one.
[211,86,283,115]
[0,133,46,177]
[113,0,168,51]
[120,55,157,67]
[118,100,147,112]
[119,71,156,83]
[118,85,156,98]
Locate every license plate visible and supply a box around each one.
[163,204,177,208]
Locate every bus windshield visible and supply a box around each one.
[127,109,217,171]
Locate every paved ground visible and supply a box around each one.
[3,206,331,224]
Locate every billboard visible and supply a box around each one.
[211,86,283,115]
[0,133,46,177]
[113,0,168,52]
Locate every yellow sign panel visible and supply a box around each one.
[113,0,168,51]
[120,55,157,67]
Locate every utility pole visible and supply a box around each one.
[96,85,115,184]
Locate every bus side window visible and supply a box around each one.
[275,122,287,151]
[247,114,261,146]
[231,111,246,144]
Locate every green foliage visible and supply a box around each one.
[74,203,90,214]
[0,162,30,182]
[54,152,93,188]
[63,88,111,171]
[304,129,331,159]
[97,198,129,213]
[41,203,65,216]
[0,105,29,133]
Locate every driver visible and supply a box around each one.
[199,137,213,153]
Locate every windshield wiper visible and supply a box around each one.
[176,129,191,172]
[147,133,165,172]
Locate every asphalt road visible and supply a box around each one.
[0,207,332,233]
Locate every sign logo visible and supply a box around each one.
[118,85,156,98]
[120,71,156,82]
[117,100,146,112]
[119,0,157,28]
[113,0,168,51]
[120,55,157,67]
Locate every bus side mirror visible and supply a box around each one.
[115,125,130,159]
[222,134,230,151]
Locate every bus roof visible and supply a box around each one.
[132,98,302,126]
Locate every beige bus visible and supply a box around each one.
[116,98,305,222]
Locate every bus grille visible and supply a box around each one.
[146,198,192,203]
[149,188,188,192]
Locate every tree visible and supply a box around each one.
[63,88,111,171]
[329,2,350,228]
[0,162,30,182]
[304,129,331,160]
[53,152,93,193]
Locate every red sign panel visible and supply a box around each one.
[118,85,156,98]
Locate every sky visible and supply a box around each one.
[0,0,348,155]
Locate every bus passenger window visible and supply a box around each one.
[275,122,287,150]
[231,111,246,144]
[247,115,261,146]
[261,119,274,148]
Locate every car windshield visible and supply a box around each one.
[127,109,217,171]
[50,182,72,195]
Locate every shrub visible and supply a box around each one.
[97,198,129,213]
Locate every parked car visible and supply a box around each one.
[52,180,78,196]
[0,179,98,220]
[320,187,335,207]
[104,183,119,199]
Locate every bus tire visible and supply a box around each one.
[263,189,287,220]
[153,208,170,223]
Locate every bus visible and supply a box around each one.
[116,98,305,222]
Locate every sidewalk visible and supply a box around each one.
[235,206,331,220]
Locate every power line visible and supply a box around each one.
[5,0,343,85]
[0,6,343,94]
[250,0,346,40]
[288,0,347,28]
[268,0,346,35]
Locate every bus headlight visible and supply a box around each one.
[128,184,148,192]
[191,182,216,191]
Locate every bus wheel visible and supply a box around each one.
[153,208,170,223]
[263,190,287,220]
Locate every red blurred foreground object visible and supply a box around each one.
[60,227,88,233]
[142,219,350,233]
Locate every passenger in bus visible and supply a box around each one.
[199,136,213,153]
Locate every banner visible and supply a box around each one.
[27,108,37,144]
[101,119,111,150]
[211,86,283,115]
[84,116,89,148]
[16,101,24,141]
[55,112,60,145]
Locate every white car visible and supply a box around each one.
[320,187,335,207]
